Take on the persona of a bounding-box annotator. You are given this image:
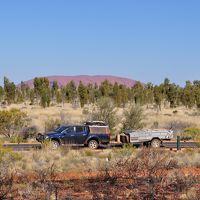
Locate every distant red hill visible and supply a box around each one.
[24,75,137,88]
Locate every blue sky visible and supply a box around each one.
[0,0,200,86]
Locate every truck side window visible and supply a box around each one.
[76,126,84,133]
[63,127,74,134]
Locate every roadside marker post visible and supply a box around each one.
[177,136,181,150]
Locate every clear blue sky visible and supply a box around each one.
[0,0,200,86]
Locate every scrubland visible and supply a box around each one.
[3,102,200,133]
[0,103,200,199]
[0,145,200,199]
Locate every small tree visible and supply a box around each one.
[122,103,144,131]
[0,109,27,137]
[78,81,88,107]
[89,97,118,131]
[33,77,51,107]
[4,77,16,104]
[0,86,4,102]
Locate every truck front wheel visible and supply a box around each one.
[51,140,60,150]
[88,140,99,149]
[150,139,161,148]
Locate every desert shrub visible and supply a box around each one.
[0,144,21,161]
[21,126,38,140]
[89,97,118,132]
[0,158,15,199]
[122,103,145,131]
[82,106,89,115]
[173,110,178,114]
[0,145,22,198]
[165,120,193,133]
[44,118,61,132]
[151,121,159,129]
[174,149,200,167]
[19,162,60,200]
[86,148,198,200]
[0,108,27,137]
[182,127,200,141]
[9,135,24,143]
[83,149,95,157]
[187,111,200,116]
[112,144,135,158]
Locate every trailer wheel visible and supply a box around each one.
[150,139,161,148]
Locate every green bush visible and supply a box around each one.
[122,104,145,131]
[21,126,38,140]
[89,97,118,132]
[0,108,27,138]
[182,128,200,141]
[112,144,135,158]
[0,143,21,161]
[9,135,24,143]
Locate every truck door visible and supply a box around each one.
[74,126,89,144]
[63,126,76,144]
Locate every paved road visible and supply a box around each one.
[2,141,199,151]
[3,143,42,151]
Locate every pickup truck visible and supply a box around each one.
[36,124,110,149]
[118,129,173,148]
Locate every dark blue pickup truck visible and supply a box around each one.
[36,125,110,149]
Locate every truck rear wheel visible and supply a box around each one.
[150,139,161,148]
[88,140,99,149]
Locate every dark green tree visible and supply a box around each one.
[20,81,30,101]
[154,85,163,111]
[4,77,16,104]
[131,81,145,105]
[78,81,88,107]
[182,81,195,108]
[113,82,121,107]
[51,81,59,101]
[193,80,200,108]
[64,81,77,103]
[0,86,4,102]
[145,82,154,105]
[33,77,50,107]
[119,84,129,107]
[99,80,113,97]
[167,83,179,108]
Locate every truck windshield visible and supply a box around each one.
[55,126,67,133]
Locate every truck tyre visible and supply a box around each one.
[150,139,161,148]
[51,140,60,150]
[88,140,99,149]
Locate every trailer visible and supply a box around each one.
[118,129,174,148]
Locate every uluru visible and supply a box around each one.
[23,75,137,88]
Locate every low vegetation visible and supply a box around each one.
[0,108,27,138]
[0,77,200,199]
[0,147,199,199]
[182,127,200,141]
